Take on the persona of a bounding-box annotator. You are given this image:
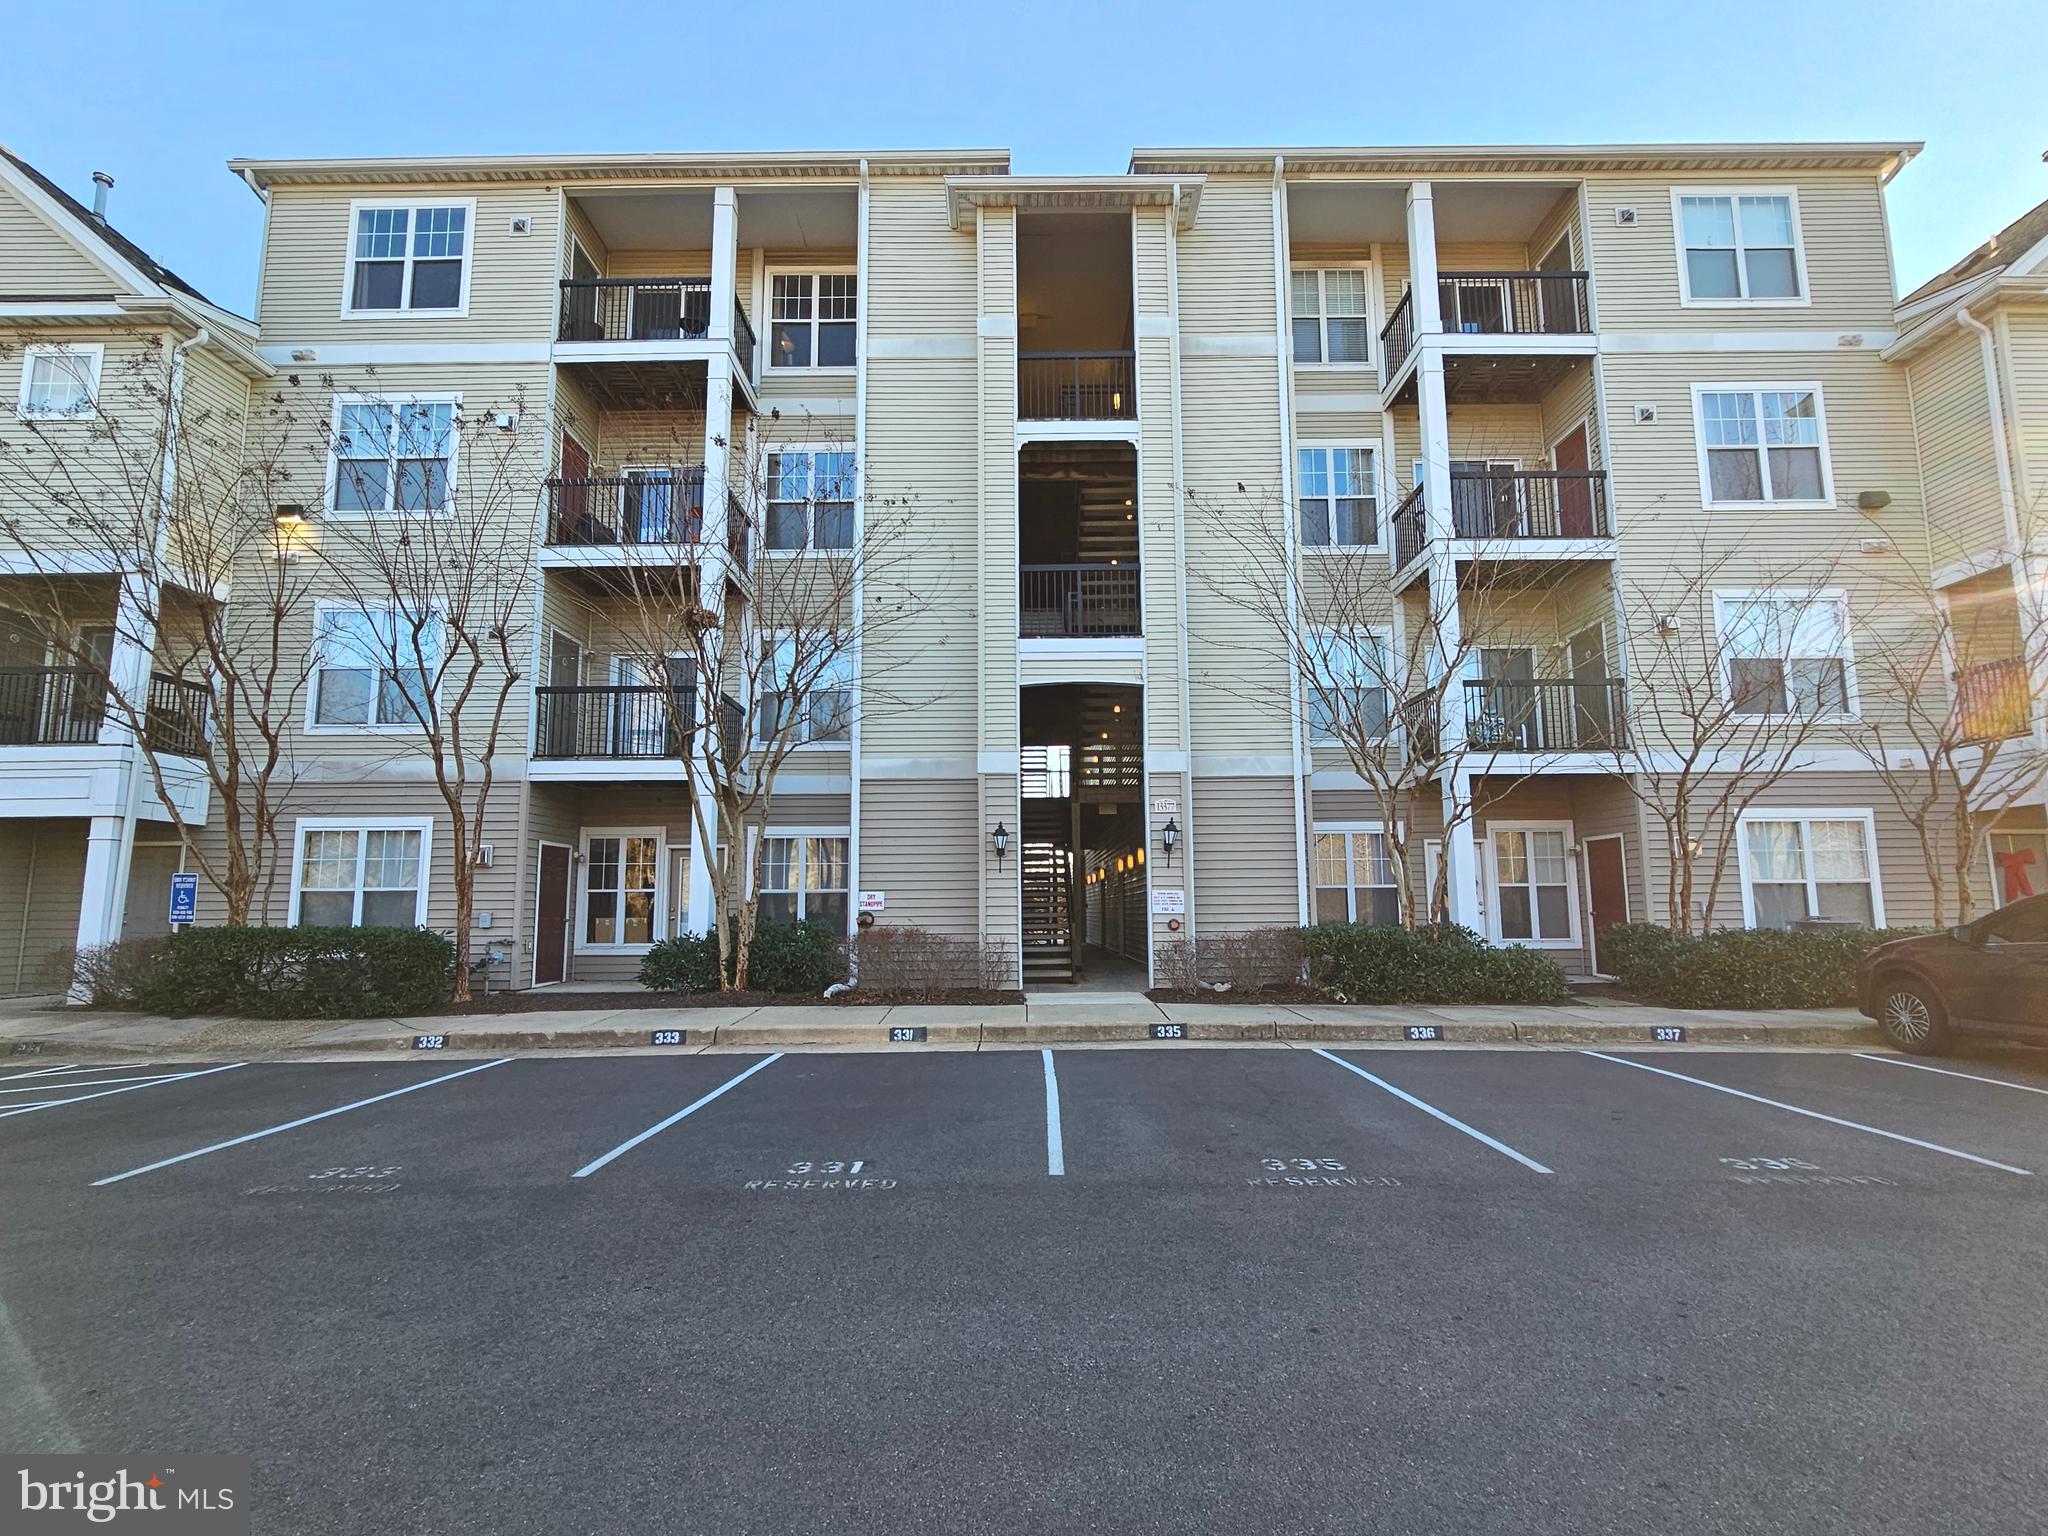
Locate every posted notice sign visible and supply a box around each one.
[1150,888,1186,915]
[169,871,198,925]
[858,891,886,913]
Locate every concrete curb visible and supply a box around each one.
[3,1015,1884,1060]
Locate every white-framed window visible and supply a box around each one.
[579,830,662,950]
[327,395,459,515]
[1672,189,1807,305]
[767,270,858,369]
[16,343,103,421]
[309,603,442,732]
[1290,265,1374,365]
[1304,627,1392,744]
[759,631,853,745]
[1690,383,1832,509]
[1298,445,1379,549]
[1738,810,1883,930]
[1488,823,1578,946]
[289,817,431,928]
[765,449,855,551]
[1714,590,1855,719]
[1988,828,2048,907]
[1313,825,1401,926]
[757,829,850,930]
[343,199,474,316]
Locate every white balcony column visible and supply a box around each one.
[96,570,159,748]
[1417,353,1455,545]
[1439,771,1485,932]
[1404,182,1443,335]
[68,814,130,1000]
[685,677,720,937]
[708,186,739,345]
[700,349,736,590]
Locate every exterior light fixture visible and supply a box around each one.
[1161,817,1180,861]
[1135,847,1144,866]
[991,820,1010,865]
[273,503,309,528]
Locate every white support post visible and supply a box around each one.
[71,570,161,999]
[69,815,128,1000]
[1405,182,1443,336]
[700,351,736,595]
[1440,772,1485,932]
[708,186,738,345]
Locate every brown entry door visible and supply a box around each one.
[1552,424,1593,537]
[1585,837,1627,975]
[535,843,571,985]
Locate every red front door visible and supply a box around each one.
[556,434,591,542]
[1553,423,1593,537]
[1586,837,1627,975]
[535,843,571,985]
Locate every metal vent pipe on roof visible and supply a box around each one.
[91,171,113,220]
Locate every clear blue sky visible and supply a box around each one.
[8,0,2043,315]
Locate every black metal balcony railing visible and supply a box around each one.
[1399,689,1441,760]
[533,685,695,760]
[1019,352,1136,421]
[732,299,757,376]
[1020,564,1141,638]
[144,671,211,757]
[1390,483,1427,570]
[546,470,707,547]
[1446,470,1610,540]
[1380,289,1416,378]
[1956,657,2034,744]
[558,278,712,343]
[726,490,752,572]
[0,665,104,745]
[1438,271,1591,337]
[1465,678,1627,753]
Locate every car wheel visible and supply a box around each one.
[1876,977,1950,1054]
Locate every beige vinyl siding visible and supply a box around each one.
[980,772,1020,962]
[0,183,118,295]
[1584,171,1897,333]
[563,201,608,278]
[1134,208,1183,753]
[556,780,695,983]
[1904,324,2004,565]
[1191,776,1300,933]
[976,207,1018,748]
[1996,306,2048,527]
[857,778,979,941]
[0,818,87,995]
[1528,190,1584,278]
[257,184,560,344]
[1471,776,1600,974]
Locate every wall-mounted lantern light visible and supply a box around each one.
[273,503,309,529]
[991,820,1010,866]
[1161,817,1180,863]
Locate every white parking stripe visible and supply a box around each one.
[0,1065,77,1083]
[0,1063,248,1120]
[1313,1048,1553,1174]
[91,1060,510,1185]
[0,1073,192,1095]
[1856,1053,2048,1098]
[572,1054,783,1179]
[1585,1051,2035,1175]
[1042,1049,1065,1177]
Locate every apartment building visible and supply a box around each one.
[4,136,2043,997]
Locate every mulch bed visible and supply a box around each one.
[1144,986,1331,1005]
[429,987,1021,1015]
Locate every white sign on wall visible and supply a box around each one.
[1150,888,1186,916]
[858,891,886,913]
[1151,797,1179,815]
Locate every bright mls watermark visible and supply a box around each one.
[4,1457,248,1533]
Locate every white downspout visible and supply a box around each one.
[1957,305,2022,552]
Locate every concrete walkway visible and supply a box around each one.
[0,989,1876,1059]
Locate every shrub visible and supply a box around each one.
[638,932,723,994]
[76,926,455,1018]
[1301,922,1571,1005]
[639,919,849,995]
[1610,924,1913,1010]
[1597,922,1691,997]
[1152,938,1199,992]
[854,926,1012,996]
[1195,926,1306,991]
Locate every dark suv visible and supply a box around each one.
[1857,893,2048,1052]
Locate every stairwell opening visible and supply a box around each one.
[1019,682,1146,989]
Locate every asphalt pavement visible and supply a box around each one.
[5,1042,2047,1534]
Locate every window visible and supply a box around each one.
[1989,829,2047,907]
[1717,592,1853,718]
[329,398,457,514]
[1741,813,1880,930]
[768,272,857,368]
[1298,446,1379,548]
[583,832,660,948]
[346,201,472,314]
[1314,828,1400,926]
[293,821,428,928]
[17,344,102,420]
[311,605,441,730]
[765,450,855,551]
[759,633,853,744]
[1674,191,1804,303]
[1304,628,1392,744]
[1491,826,1575,944]
[1290,266,1372,365]
[758,833,850,929]
[1693,385,1830,507]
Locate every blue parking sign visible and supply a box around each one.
[169,872,198,926]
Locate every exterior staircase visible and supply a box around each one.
[1020,797,1077,984]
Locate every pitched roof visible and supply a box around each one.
[1901,191,2048,306]
[0,145,214,305]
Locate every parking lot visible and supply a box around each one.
[6,1041,2048,1534]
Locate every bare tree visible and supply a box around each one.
[314,387,542,1000]
[0,329,317,925]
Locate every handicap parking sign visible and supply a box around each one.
[169,871,198,925]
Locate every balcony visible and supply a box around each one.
[1381,270,1596,405]
[1438,271,1590,339]
[546,470,707,547]
[555,279,759,406]
[1020,564,1141,638]
[1956,657,2034,744]
[1465,678,1626,754]
[533,685,692,761]
[1391,471,1614,583]
[0,666,209,756]
[1019,352,1136,422]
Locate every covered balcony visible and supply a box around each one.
[1017,211,1135,424]
[1392,468,1614,583]
[532,683,693,762]
[1019,442,1141,644]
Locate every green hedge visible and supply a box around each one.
[1600,921,1913,1009]
[76,926,456,1018]
[640,919,849,995]
[1300,922,1571,1005]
